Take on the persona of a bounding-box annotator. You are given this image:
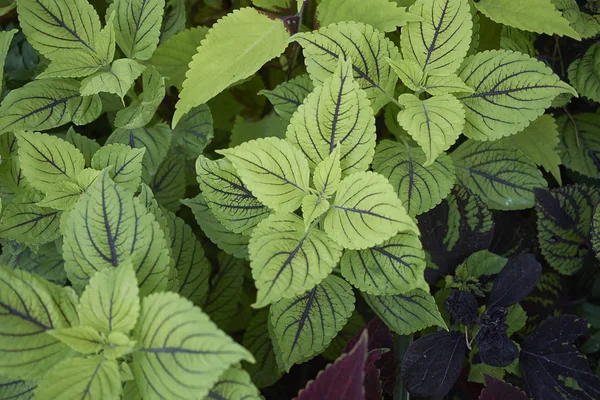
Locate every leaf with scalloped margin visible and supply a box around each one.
[91,143,145,193]
[373,140,455,217]
[294,21,400,113]
[149,148,186,212]
[553,0,600,39]
[270,274,355,370]
[313,145,342,198]
[318,0,421,32]
[115,66,165,129]
[0,375,36,399]
[457,50,576,141]
[202,253,245,330]
[0,191,61,245]
[242,309,283,388]
[206,367,261,400]
[568,43,600,103]
[557,113,600,180]
[80,58,146,99]
[386,58,424,92]
[500,26,538,56]
[66,128,100,167]
[0,241,66,283]
[173,105,214,160]
[260,75,314,122]
[451,139,547,210]
[302,195,330,228]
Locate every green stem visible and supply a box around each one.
[393,334,413,400]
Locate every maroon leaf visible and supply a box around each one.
[479,375,528,400]
[364,349,388,400]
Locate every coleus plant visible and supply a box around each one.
[1,0,600,399]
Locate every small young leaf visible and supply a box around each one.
[312,146,342,198]
[114,66,165,129]
[558,113,600,180]
[80,58,146,99]
[260,75,314,122]
[104,332,136,360]
[489,254,542,308]
[91,144,145,193]
[202,253,245,330]
[36,181,85,210]
[386,58,424,92]
[302,195,330,228]
[207,367,261,400]
[242,309,283,388]
[0,191,61,245]
[47,326,105,354]
[422,74,474,96]
[445,289,478,325]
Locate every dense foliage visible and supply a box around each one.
[1,0,600,399]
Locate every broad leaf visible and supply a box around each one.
[457,50,576,141]
[91,144,145,193]
[260,75,314,122]
[132,292,254,399]
[422,74,473,96]
[66,128,100,167]
[0,191,61,245]
[229,113,287,147]
[372,140,456,216]
[206,367,261,400]
[568,43,600,103]
[286,58,376,175]
[270,274,355,370]
[324,171,418,250]
[489,254,542,308]
[0,241,66,283]
[341,232,427,295]
[249,212,342,307]
[174,7,290,126]
[0,376,36,400]
[0,267,78,379]
[386,58,424,92]
[364,289,446,334]
[115,66,165,129]
[451,139,547,210]
[149,148,186,212]
[480,376,528,400]
[218,138,310,213]
[202,253,245,330]
[242,309,283,388]
[173,105,214,159]
[558,113,600,180]
[62,171,170,294]
[396,93,465,164]
[553,0,600,39]
[0,30,16,93]
[323,311,365,361]
[294,21,400,112]
[401,0,473,76]
[500,26,538,56]
[80,58,146,99]
[160,0,186,42]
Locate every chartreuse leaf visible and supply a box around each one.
[270,274,355,370]
[364,289,446,335]
[386,58,424,92]
[0,30,16,93]
[401,0,472,76]
[182,194,250,260]
[249,213,342,308]
[341,231,427,295]
[149,148,186,212]
[109,0,165,61]
[451,139,547,210]
[558,114,600,179]
[35,356,121,400]
[0,267,78,379]
[104,332,136,360]
[174,7,290,126]
[16,131,84,193]
[302,195,330,228]
[0,79,102,134]
[0,376,36,399]
[387,58,473,95]
[457,50,576,141]
[218,138,310,213]
[80,58,146,99]
[324,171,418,250]
[553,0,600,39]
[196,156,270,235]
[207,367,261,400]
[202,253,245,329]
[132,292,254,400]
[91,144,145,193]
[568,43,600,103]
[474,0,580,39]
[0,191,61,245]
[35,181,85,210]
[242,309,283,388]
[62,171,170,294]
[397,94,465,165]
[317,0,421,32]
[47,326,105,354]
[78,262,140,334]
[372,140,455,216]
[422,74,473,96]
[173,105,214,160]
[115,67,165,129]
[536,185,599,275]
[66,128,100,167]
[287,58,376,175]
[260,75,314,122]
[294,21,400,112]
[313,145,341,198]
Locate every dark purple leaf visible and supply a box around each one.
[489,254,541,308]
[520,315,600,400]
[535,188,576,230]
[476,307,518,367]
[445,289,479,325]
[401,331,467,398]
[479,375,528,400]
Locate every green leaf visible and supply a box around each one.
[372,140,455,216]
[474,0,580,39]
[149,149,186,212]
[202,253,245,330]
[0,267,78,379]
[36,181,85,210]
[172,105,214,159]
[341,231,427,295]
[174,7,290,126]
[132,292,254,399]
[35,356,121,400]
[500,26,538,57]
[294,21,400,112]
[150,27,208,90]
[104,332,136,360]
[249,212,342,307]
[47,326,105,354]
[387,58,424,93]
[0,30,16,94]
[16,131,85,194]
[322,310,365,360]
[558,114,600,180]
[78,262,140,334]
[242,309,283,388]
[457,50,576,141]
[62,171,170,294]
[363,289,446,335]
[0,376,36,400]
[451,139,547,210]
[422,74,474,96]
[196,156,270,235]
[324,171,418,250]
[0,191,61,245]
[317,0,421,32]
[397,93,465,165]
[553,0,600,39]
[66,128,100,167]
[270,274,355,370]
[0,241,66,283]
[91,144,145,193]
[229,113,287,148]
[312,145,342,198]
[401,0,473,76]
[205,367,261,400]
[218,138,310,213]
[160,0,186,43]
[568,43,600,103]
[114,66,165,129]
[259,75,314,122]
[286,58,376,175]
[0,79,102,134]
[80,58,146,99]
[182,194,250,260]
[302,194,330,228]
[501,114,562,184]
[109,0,165,61]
